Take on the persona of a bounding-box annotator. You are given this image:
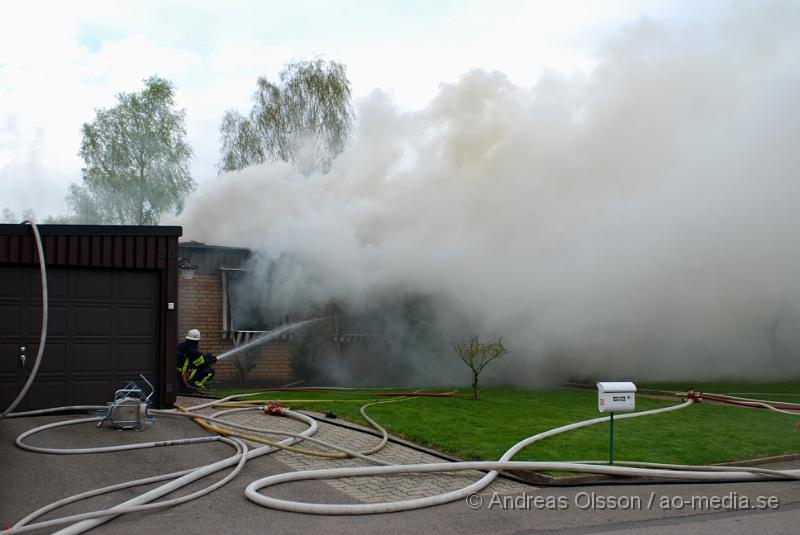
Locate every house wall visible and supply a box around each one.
[177,273,295,384]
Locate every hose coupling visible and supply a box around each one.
[685,389,703,403]
[264,402,286,416]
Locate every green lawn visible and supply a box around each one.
[210,385,800,467]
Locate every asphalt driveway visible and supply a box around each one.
[3,410,800,534]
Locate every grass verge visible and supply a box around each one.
[210,385,800,468]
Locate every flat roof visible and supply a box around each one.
[0,223,182,237]
[179,241,250,253]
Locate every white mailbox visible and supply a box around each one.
[597,381,636,413]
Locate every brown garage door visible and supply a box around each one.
[0,265,160,411]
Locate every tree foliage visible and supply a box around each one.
[219,59,353,176]
[453,336,511,400]
[0,208,36,223]
[64,183,106,223]
[72,76,195,225]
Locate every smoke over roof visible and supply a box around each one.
[173,6,800,385]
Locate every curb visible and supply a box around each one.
[298,410,540,487]
[507,453,800,487]
[186,394,800,488]
[302,409,800,487]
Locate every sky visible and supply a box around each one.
[1,0,723,218]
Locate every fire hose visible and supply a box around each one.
[6,408,320,534]
[1,220,47,419]
[12,393,800,533]
[170,395,405,459]
[8,392,408,532]
[694,392,800,416]
[241,396,800,515]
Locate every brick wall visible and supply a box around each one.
[177,273,296,384]
[321,303,338,340]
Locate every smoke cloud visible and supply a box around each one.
[174,6,800,386]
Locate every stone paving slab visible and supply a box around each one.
[177,396,529,503]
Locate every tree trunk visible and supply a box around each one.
[138,184,146,225]
[472,372,479,400]
[138,162,146,225]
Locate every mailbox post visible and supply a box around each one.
[597,382,636,464]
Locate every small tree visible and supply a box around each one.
[219,58,353,176]
[453,336,510,400]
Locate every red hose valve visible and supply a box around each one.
[264,402,286,416]
[685,389,703,403]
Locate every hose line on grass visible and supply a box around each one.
[243,399,697,514]
[700,392,800,415]
[243,397,800,515]
[716,393,800,406]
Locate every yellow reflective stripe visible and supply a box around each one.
[187,369,197,381]
[196,373,211,387]
[192,356,205,366]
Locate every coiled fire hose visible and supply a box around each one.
[7,408,320,534]
[241,397,800,515]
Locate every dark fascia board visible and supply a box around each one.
[0,223,183,237]
[178,241,251,254]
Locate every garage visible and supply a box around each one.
[0,224,181,410]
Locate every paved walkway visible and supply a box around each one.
[177,396,527,503]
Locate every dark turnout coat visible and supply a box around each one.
[176,339,216,389]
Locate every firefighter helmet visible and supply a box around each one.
[186,329,201,341]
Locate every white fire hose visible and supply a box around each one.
[8,408,320,534]
[241,398,800,515]
[2,220,48,418]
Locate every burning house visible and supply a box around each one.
[176,241,371,386]
[0,222,412,414]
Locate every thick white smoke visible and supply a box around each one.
[174,7,800,385]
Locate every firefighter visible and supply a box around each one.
[176,329,217,392]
